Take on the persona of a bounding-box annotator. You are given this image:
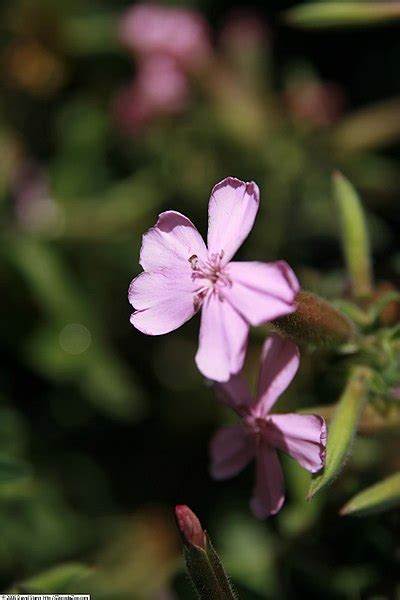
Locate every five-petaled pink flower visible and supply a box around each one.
[210,333,327,518]
[128,177,299,382]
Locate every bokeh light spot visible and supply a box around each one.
[59,323,91,355]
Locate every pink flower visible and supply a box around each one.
[210,333,327,518]
[113,55,189,133]
[128,177,299,382]
[118,3,211,70]
[12,159,61,233]
[285,79,345,127]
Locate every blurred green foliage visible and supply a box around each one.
[0,0,399,598]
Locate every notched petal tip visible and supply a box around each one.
[207,175,261,264]
[155,210,195,233]
[139,210,207,271]
[315,415,327,472]
[212,176,260,202]
[301,414,328,474]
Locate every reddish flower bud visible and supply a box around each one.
[175,505,206,549]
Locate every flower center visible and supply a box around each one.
[243,415,274,447]
[189,251,232,309]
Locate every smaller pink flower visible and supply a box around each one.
[285,79,345,127]
[12,159,61,232]
[210,333,326,518]
[390,385,400,400]
[118,3,211,70]
[113,55,189,133]
[128,177,299,382]
[136,56,189,112]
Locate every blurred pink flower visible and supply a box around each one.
[13,160,48,211]
[128,177,299,382]
[113,55,189,133]
[285,80,345,127]
[210,333,326,518]
[13,159,61,232]
[118,3,211,70]
[390,385,400,400]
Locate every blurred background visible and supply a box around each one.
[0,0,399,597]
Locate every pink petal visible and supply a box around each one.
[267,413,327,473]
[254,333,300,417]
[207,177,260,264]
[210,425,254,480]
[224,260,299,325]
[129,268,197,335]
[139,211,207,272]
[195,293,249,382]
[214,373,253,416]
[250,444,285,519]
[135,55,190,114]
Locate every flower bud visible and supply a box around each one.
[274,291,356,347]
[175,505,206,549]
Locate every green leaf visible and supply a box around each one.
[332,99,400,152]
[184,544,226,599]
[308,367,371,500]
[368,291,400,323]
[205,535,238,599]
[0,453,31,484]
[283,2,400,29]
[182,532,238,599]
[341,473,400,516]
[333,172,373,299]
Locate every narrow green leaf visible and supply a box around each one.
[184,539,239,599]
[206,534,238,599]
[341,473,400,516]
[333,172,373,299]
[368,291,400,323]
[308,367,371,499]
[332,98,400,152]
[284,2,400,29]
[184,545,225,599]
[0,453,31,484]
